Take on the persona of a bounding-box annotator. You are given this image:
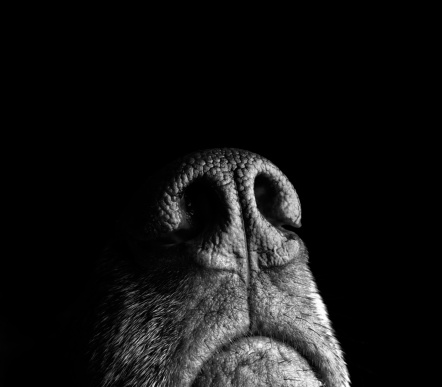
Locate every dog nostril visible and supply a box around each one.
[254,174,280,224]
[180,179,222,232]
[152,178,223,245]
[254,173,300,234]
[141,179,226,247]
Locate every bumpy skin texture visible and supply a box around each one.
[87,148,350,386]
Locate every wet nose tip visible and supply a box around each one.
[122,148,301,254]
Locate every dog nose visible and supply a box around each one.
[122,148,302,274]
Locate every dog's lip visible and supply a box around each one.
[191,335,324,386]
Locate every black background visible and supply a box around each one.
[3,20,423,386]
